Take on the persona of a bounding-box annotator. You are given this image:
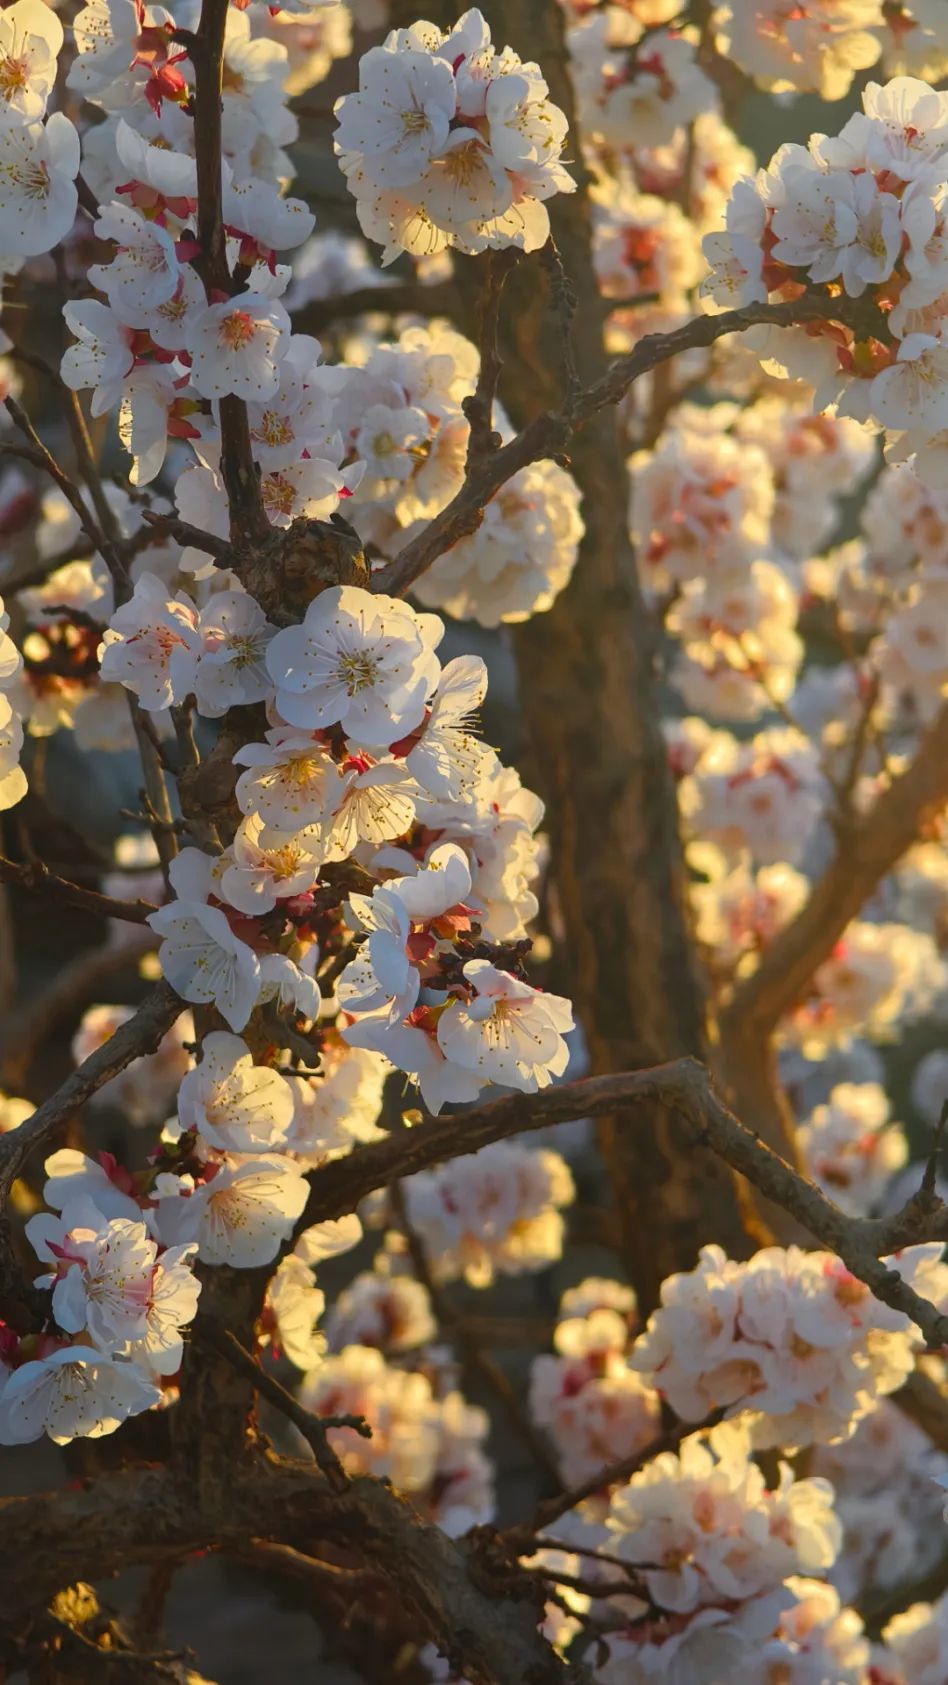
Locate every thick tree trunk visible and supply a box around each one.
[456,0,753,1301]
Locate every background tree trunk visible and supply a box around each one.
[437,0,755,1302]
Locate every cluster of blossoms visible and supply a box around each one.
[5,0,948,1669]
[587,1419,844,1684]
[813,1401,948,1606]
[0,0,583,1436]
[529,1278,661,1484]
[334,7,575,263]
[797,1081,909,1216]
[631,1241,947,1449]
[300,1345,493,1532]
[0,1152,200,1442]
[711,0,948,100]
[704,77,948,485]
[394,1140,576,1285]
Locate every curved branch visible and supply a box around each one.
[301,1059,948,1347]
[0,980,182,1193]
[373,291,869,598]
[722,700,948,1041]
[0,1457,592,1685]
[0,854,157,925]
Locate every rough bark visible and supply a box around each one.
[449,0,751,1301]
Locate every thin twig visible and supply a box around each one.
[198,1322,370,1495]
[300,1058,948,1349]
[0,853,157,924]
[509,1408,725,1541]
[2,398,108,563]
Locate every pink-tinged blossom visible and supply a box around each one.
[98,573,201,711]
[42,1149,142,1224]
[597,1420,841,1685]
[631,1240,946,1448]
[298,1344,494,1529]
[326,1270,436,1354]
[26,1198,199,1375]
[398,1140,574,1287]
[436,961,573,1093]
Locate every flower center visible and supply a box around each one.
[0,54,28,97]
[1,156,49,200]
[218,310,257,351]
[261,472,297,518]
[254,411,294,448]
[226,633,261,669]
[337,651,379,693]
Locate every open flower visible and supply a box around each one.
[266,584,443,746]
[176,1032,295,1154]
[0,111,78,255]
[153,1155,310,1268]
[186,293,290,402]
[437,961,573,1092]
[0,1349,161,1444]
[148,901,262,1033]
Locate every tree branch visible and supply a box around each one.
[301,1059,948,1347]
[184,0,268,545]
[373,292,871,599]
[0,1457,592,1685]
[198,1321,369,1494]
[292,277,460,337]
[722,700,948,1042]
[0,981,182,1193]
[0,853,157,925]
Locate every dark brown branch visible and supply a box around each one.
[199,1322,369,1495]
[0,980,182,1191]
[140,508,235,564]
[0,852,157,924]
[184,0,268,544]
[301,1059,948,1348]
[0,1458,592,1685]
[373,292,873,599]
